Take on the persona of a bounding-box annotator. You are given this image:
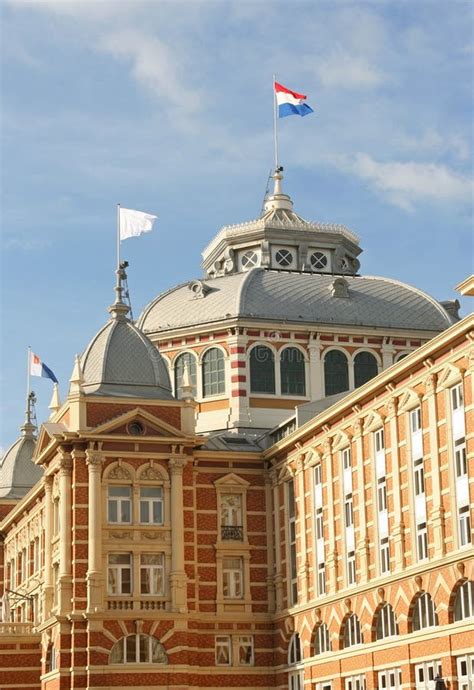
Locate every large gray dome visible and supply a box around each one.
[0,423,42,499]
[81,315,172,399]
[138,269,454,334]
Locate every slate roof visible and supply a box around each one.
[81,316,173,399]
[0,432,42,500]
[138,268,454,334]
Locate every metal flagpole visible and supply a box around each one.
[273,74,279,170]
[117,203,121,270]
[26,346,31,418]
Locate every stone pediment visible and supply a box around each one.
[88,407,183,439]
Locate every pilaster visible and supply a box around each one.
[387,398,405,569]
[264,472,276,613]
[58,450,73,615]
[271,470,283,611]
[424,372,445,557]
[323,438,338,592]
[308,333,323,401]
[295,455,309,602]
[353,419,370,583]
[85,445,103,613]
[169,455,188,613]
[42,476,54,617]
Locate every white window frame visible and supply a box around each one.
[139,486,164,525]
[459,506,472,547]
[344,614,362,647]
[457,654,474,690]
[347,551,356,586]
[222,556,243,599]
[413,592,437,630]
[140,553,165,596]
[414,660,442,690]
[416,521,428,561]
[108,485,132,524]
[345,674,366,690]
[380,536,390,574]
[215,635,231,665]
[377,603,398,639]
[378,668,402,690]
[414,458,425,497]
[107,553,132,595]
[451,383,464,410]
[454,581,474,621]
[237,635,254,666]
[315,623,331,654]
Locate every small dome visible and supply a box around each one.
[0,422,42,500]
[80,313,172,399]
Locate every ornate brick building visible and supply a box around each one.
[0,174,472,690]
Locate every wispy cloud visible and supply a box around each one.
[338,153,474,210]
[316,50,385,89]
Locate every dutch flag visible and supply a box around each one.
[29,351,58,383]
[275,81,314,118]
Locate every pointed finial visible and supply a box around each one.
[179,359,194,400]
[109,261,130,320]
[21,391,37,438]
[69,354,84,394]
[48,383,61,418]
[263,166,293,213]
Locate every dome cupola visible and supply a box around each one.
[79,264,172,399]
[0,392,42,499]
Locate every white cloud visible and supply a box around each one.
[335,153,473,210]
[315,50,385,89]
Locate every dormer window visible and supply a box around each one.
[310,251,328,270]
[275,248,293,267]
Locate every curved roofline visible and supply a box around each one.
[362,275,453,327]
[0,437,22,468]
[137,279,194,330]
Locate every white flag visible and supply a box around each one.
[119,207,157,240]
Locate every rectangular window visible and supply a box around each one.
[380,537,390,574]
[215,635,231,665]
[238,636,254,665]
[410,407,422,433]
[139,486,163,524]
[316,507,324,540]
[414,458,425,496]
[378,478,388,512]
[455,441,468,478]
[223,557,243,599]
[375,429,384,453]
[140,553,164,595]
[221,493,243,540]
[108,553,132,595]
[342,448,351,470]
[344,494,354,528]
[108,486,132,524]
[347,551,356,585]
[456,654,474,690]
[345,675,366,690]
[318,562,326,595]
[459,506,472,547]
[33,538,40,573]
[287,480,298,606]
[314,464,322,486]
[452,383,464,411]
[417,523,428,561]
[289,671,304,690]
[415,661,442,690]
[378,669,402,690]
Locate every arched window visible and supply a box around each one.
[324,350,349,396]
[354,351,378,388]
[343,613,363,647]
[202,348,225,397]
[454,581,474,621]
[375,604,399,639]
[412,593,438,631]
[288,632,302,664]
[314,623,331,654]
[174,352,197,398]
[250,346,275,394]
[110,634,167,664]
[280,348,306,396]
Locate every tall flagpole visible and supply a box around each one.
[26,346,31,416]
[117,203,121,270]
[273,74,279,170]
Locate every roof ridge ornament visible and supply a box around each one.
[21,391,37,438]
[263,167,294,214]
[109,261,130,320]
[48,383,61,419]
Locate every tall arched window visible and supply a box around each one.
[250,345,275,394]
[202,348,225,397]
[343,613,363,647]
[288,632,302,664]
[354,351,378,388]
[280,348,306,396]
[314,623,331,654]
[454,581,474,621]
[324,350,349,396]
[110,634,167,664]
[174,352,197,398]
[375,604,399,639]
[412,593,438,631]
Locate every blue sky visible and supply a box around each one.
[1,0,473,451]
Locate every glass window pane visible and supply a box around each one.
[354,351,378,388]
[250,346,275,393]
[324,350,349,396]
[126,635,136,663]
[280,348,306,396]
[140,502,149,523]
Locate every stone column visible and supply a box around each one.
[308,333,323,400]
[295,455,309,602]
[381,337,396,370]
[353,420,370,583]
[323,439,338,592]
[424,372,445,558]
[42,476,54,617]
[58,450,73,614]
[271,470,283,611]
[85,446,103,612]
[387,398,405,569]
[169,456,188,613]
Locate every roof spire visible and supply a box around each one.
[109,261,130,320]
[21,391,37,438]
[69,354,84,394]
[263,166,293,213]
[48,382,61,418]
